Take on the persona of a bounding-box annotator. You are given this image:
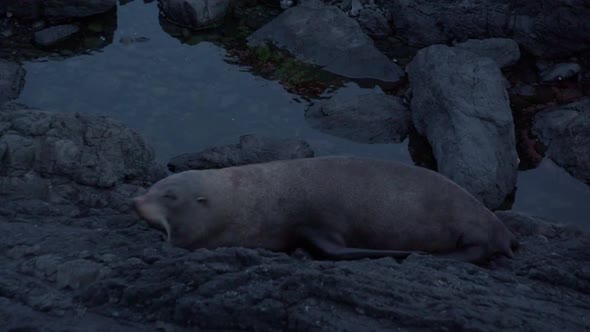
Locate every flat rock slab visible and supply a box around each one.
[533,98,590,186]
[167,134,314,172]
[248,3,404,83]
[407,45,518,210]
[33,24,80,47]
[305,93,411,144]
[0,60,25,103]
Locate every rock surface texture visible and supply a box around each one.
[407,45,518,210]
[532,98,590,186]
[305,93,411,144]
[0,104,165,216]
[167,134,314,172]
[385,0,590,59]
[248,3,404,82]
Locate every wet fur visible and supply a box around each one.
[133,156,518,264]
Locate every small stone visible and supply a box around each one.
[33,24,80,47]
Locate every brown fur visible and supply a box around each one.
[133,156,518,264]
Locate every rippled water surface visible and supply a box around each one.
[16,1,590,233]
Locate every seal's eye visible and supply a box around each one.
[163,190,177,201]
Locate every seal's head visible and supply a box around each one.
[132,172,209,245]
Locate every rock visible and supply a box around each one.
[385,0,590,59]
[157,0,233,30]
[0,60,26,104]
[453,38,520,68]
[33,24,80,47]
[0,104,165,215]
[356,7,392,39]
[247,3,404,83]
[540,63,582,82]
[532,98,590,185]
[0,0,117,21]
[167,135,314,172]
[407,45,518,210]
[56,259,106,290]
[304,93,410,144]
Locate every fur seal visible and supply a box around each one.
[133,156,518,264]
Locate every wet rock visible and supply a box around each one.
[0,103,165,215]
[532,98,590,185]
[356,7,391,39]
[248,3,404,83]
[168,134,314,172]
[385,0,590,59]
[0,60,25,103]
[304,93,410,144]
[157,0,234,30]
[540,63,582,82]
[33,24,80,47]
[454,38,520,68]
[0,0,117,21]
[407,45,518,210]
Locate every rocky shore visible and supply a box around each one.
[1,0,589,330]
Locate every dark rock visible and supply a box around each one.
[453,38,520,68]
[540,63,582,82]
[33,24,80,47]
[532,98,590,185]
[0,60,25,103]
[157,0,233,30]
[0,0,117,21]
[385,0,590,59]
[407,45,518,210]
[167,134,314,172]
[304,93,410,144]
[247,2,404,83]
[0,104,166,215]
[356,7,391,39]
[56,259,107,290]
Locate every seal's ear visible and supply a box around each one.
[196,196,207,204]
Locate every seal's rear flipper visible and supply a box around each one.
[295,226,425,260]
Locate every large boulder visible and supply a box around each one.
[304,93,411,144]
[0,104,165,215]
[0,0,117,21]
[167,134,314,172]
[157,0,234,30]
[385,0,590,59]
[247,2,404,83]
[407,45,518,210]
[0,60,26,104]
[532,98,590,186]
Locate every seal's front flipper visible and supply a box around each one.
[295,226,425,261]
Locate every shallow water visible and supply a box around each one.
[16,1,590,232]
